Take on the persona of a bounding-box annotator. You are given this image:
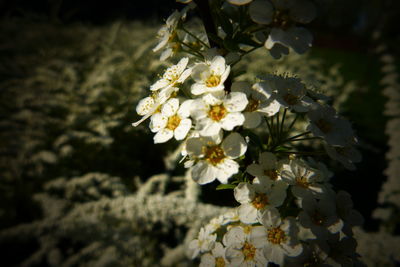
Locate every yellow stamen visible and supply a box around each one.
[242,242,256,261]
[166,115,181,130]
[208,104,228,121]
[206,74,221,87]
[204,145,225,166]
[251,193,269,210]
[267,227,286,244]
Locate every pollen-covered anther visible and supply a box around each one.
[242,242,256,261]
[204,145,226,165]
[295,176,310,188]
[315,119,332,133]
[208,104,228,121]
[245,97,261,112]
[251,193,269,210]
[205,74,221,87]
[283,93,299,105]
[215,257,226,267]
[166,115,181,130]
[264,169,279,180]
[267,227,286,244]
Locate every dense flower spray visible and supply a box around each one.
[133,0,364,265]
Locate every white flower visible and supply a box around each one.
[150,57,191,92]
[298,196,344,240]
[250,208,303,265]
[246,152,288,184]
[200,242,228,267]
[285,240,330,267]
[188,227,217,259]
[249,0,316,58]
[234,178,287,224]
[335,191,364,236]
[149,98,192,143]
[191,56,231,95]
[263,75,313,112]
[281,159,327,200]
[307,105,354,146]
[191,92,248,136]
[153,7,192,60]
[132,86,178,127]
[325,234,358,267]
[231,81,280,128]
[222,209,241,225]
[205,215,225,233]
[185,132,247,184]
[223,226,268,266]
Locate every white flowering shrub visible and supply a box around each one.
[132,1,366,266]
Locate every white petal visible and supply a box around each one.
[243,112,261,129]
[178,68,192,83]
[222,132,247,158]
[191,83,208,95]
[210,56,226,75]
[227,0,253,5]
[154,129,174,143]
[281,242,303,257]
[174,119,191,140]
[136,97,155,116]
[215,159,239,184]
[234,182,255,204]
[186,137,206,156]
[238,204,258,224]
[150,79,170,91]
[267,245,285,265]
[259,100,281,116]
[259,207,281,228]
[178,99,193,118]
[246,164,264,178]
[191,63,210,82]
[198,119,222,137]
[162,98,179,116]
[221,113,245,131]
[149,113,168,133]
[190,99,208,120]
[191,161,217,184]
[249,0,274,24]
[225,92,248,112]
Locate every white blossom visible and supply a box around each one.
[185,132,247,184]
[246,152,288,184]
[250,208,303,265]
[150,57,191,92]
[191,56,231,95]
[191,92,248,136]
[234,178,287,224]
[149,98,192,143]
[231,81,280,128]
[188,227,217,259]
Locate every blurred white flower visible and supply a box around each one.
[324,142,361,171]
[185,132,247,184]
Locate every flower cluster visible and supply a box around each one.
[133,1,364,266]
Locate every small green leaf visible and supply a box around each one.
[216,184,236,190]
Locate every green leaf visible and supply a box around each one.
[216,184,236,190]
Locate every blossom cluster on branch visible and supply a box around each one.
[133,1,364,266]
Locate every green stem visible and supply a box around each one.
[287,113,298,132]
[283,131,312,142]
[265,116,274,145]
[280,108,287,138]
[181,26,210,49]
[276,151,325,156]
[287,137,323,142]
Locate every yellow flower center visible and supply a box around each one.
[204,145,226,166]
[251,193,269,210]
[242,242,256,261]
[208,104,228,121]
[295,176,310,188]
[206,74,221,87]
[166,115,181,130]
[245,97,260,112]
[283,93,299,105]
[264,169,279,180]
[315,119,332,133]
[215,257,226,267]
[267,227,286,244]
